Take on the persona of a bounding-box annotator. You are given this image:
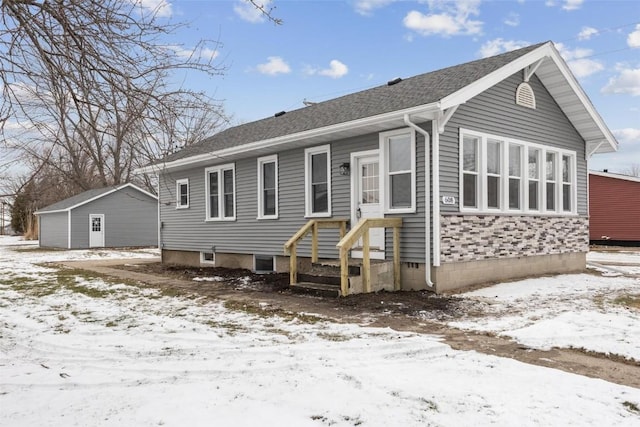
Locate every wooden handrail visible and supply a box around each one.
[284,219,348,286]
[336,217,402,296]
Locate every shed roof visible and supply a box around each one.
[35,183,157,215]
[140,41,617,173]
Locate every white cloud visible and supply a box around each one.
[168,45,219,61]
[555,43,604,78]
[578,26,598,41]
[602,68,640,96]
[562,0,583,10]
[613,128,640,147]
[504,12,519,27]
[403,0,483,37]
[306,60,349,79]
[354,0,395,16]
[234,0,272,23]
[256,56,291,76]
[627,24,640,48]
[478,38,529,58]
[132,0,173,17]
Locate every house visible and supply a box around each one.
[35,183,158,249]
[138,41,617,294]
[589,171,640,246]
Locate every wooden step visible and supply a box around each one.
[298,273,341,286]
[290,281,340,298]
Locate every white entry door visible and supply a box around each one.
[89,214,105,248]
[351,151,385,259]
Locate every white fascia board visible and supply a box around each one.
[440,42,617,153]
[141,104,440,174]
[439,44,554,110]
[116,183,158,200]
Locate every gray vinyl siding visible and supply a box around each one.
[39,212,68,248]
[69,187,158,248]
[159,129,427,263]
[439,73,588,215]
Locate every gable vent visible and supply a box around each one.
[515,82,536,109]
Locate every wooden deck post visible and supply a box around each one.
[290,242,297,285]
[362,228,371,293]
[311,221,318,263]
[393,226,400,291]
[340,248,349,296]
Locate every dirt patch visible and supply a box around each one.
[115,262,470,320]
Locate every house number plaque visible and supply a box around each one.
[441,196,456,205]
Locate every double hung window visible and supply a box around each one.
[258,155,278,219]
[176,179,189,209]
[305,145,331,217]
[380,129,416,213]
[205,164,235,220]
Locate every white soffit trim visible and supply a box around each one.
[590,170,640,184]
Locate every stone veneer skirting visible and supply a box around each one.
[440,214,589,263]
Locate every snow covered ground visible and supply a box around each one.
[1,236,640,426]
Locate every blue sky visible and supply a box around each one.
[123,1,640,173]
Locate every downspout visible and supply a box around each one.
[67,210,71,249]
[403,114,434,287]
[431,120,441,268]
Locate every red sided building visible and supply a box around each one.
[589,171,640,245]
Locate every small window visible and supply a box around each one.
[305,145,331,217]
[562,155,573,212]
[254,255,274,273]
[200,251,215,265]
[462,136,479,209]
[528,148,540,211]
[546,152,556,212]
[205,164,235,221]
[176,179,189,209]
[486,139,502,210]
[258,155,278,219]
[508,144,522,210]
[381,129,416,213]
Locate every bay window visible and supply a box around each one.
[460,129,576,215]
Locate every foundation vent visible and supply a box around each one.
[516,82,536,109]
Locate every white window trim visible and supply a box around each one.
[380,128,416,214]
[200,251,215,265]
[257,155,279,220]
[304,145,332,218]
[459,128,577,216]
[176,178,189,209]
[205,163,236,221]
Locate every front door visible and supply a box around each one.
[351,151,385,259]
[89,214,105,248]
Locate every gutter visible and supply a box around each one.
[403,114,434,288]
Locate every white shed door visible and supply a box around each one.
[89,214,105,248]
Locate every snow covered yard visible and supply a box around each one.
[1,236,640,426]
[448,250,640,361]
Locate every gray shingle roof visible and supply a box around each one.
[35,183,157,214]
[160,42,546,164]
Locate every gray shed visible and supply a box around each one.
[35,183,158,249]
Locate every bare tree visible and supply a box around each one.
[0,0,274,196]
[623,163,640,177]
